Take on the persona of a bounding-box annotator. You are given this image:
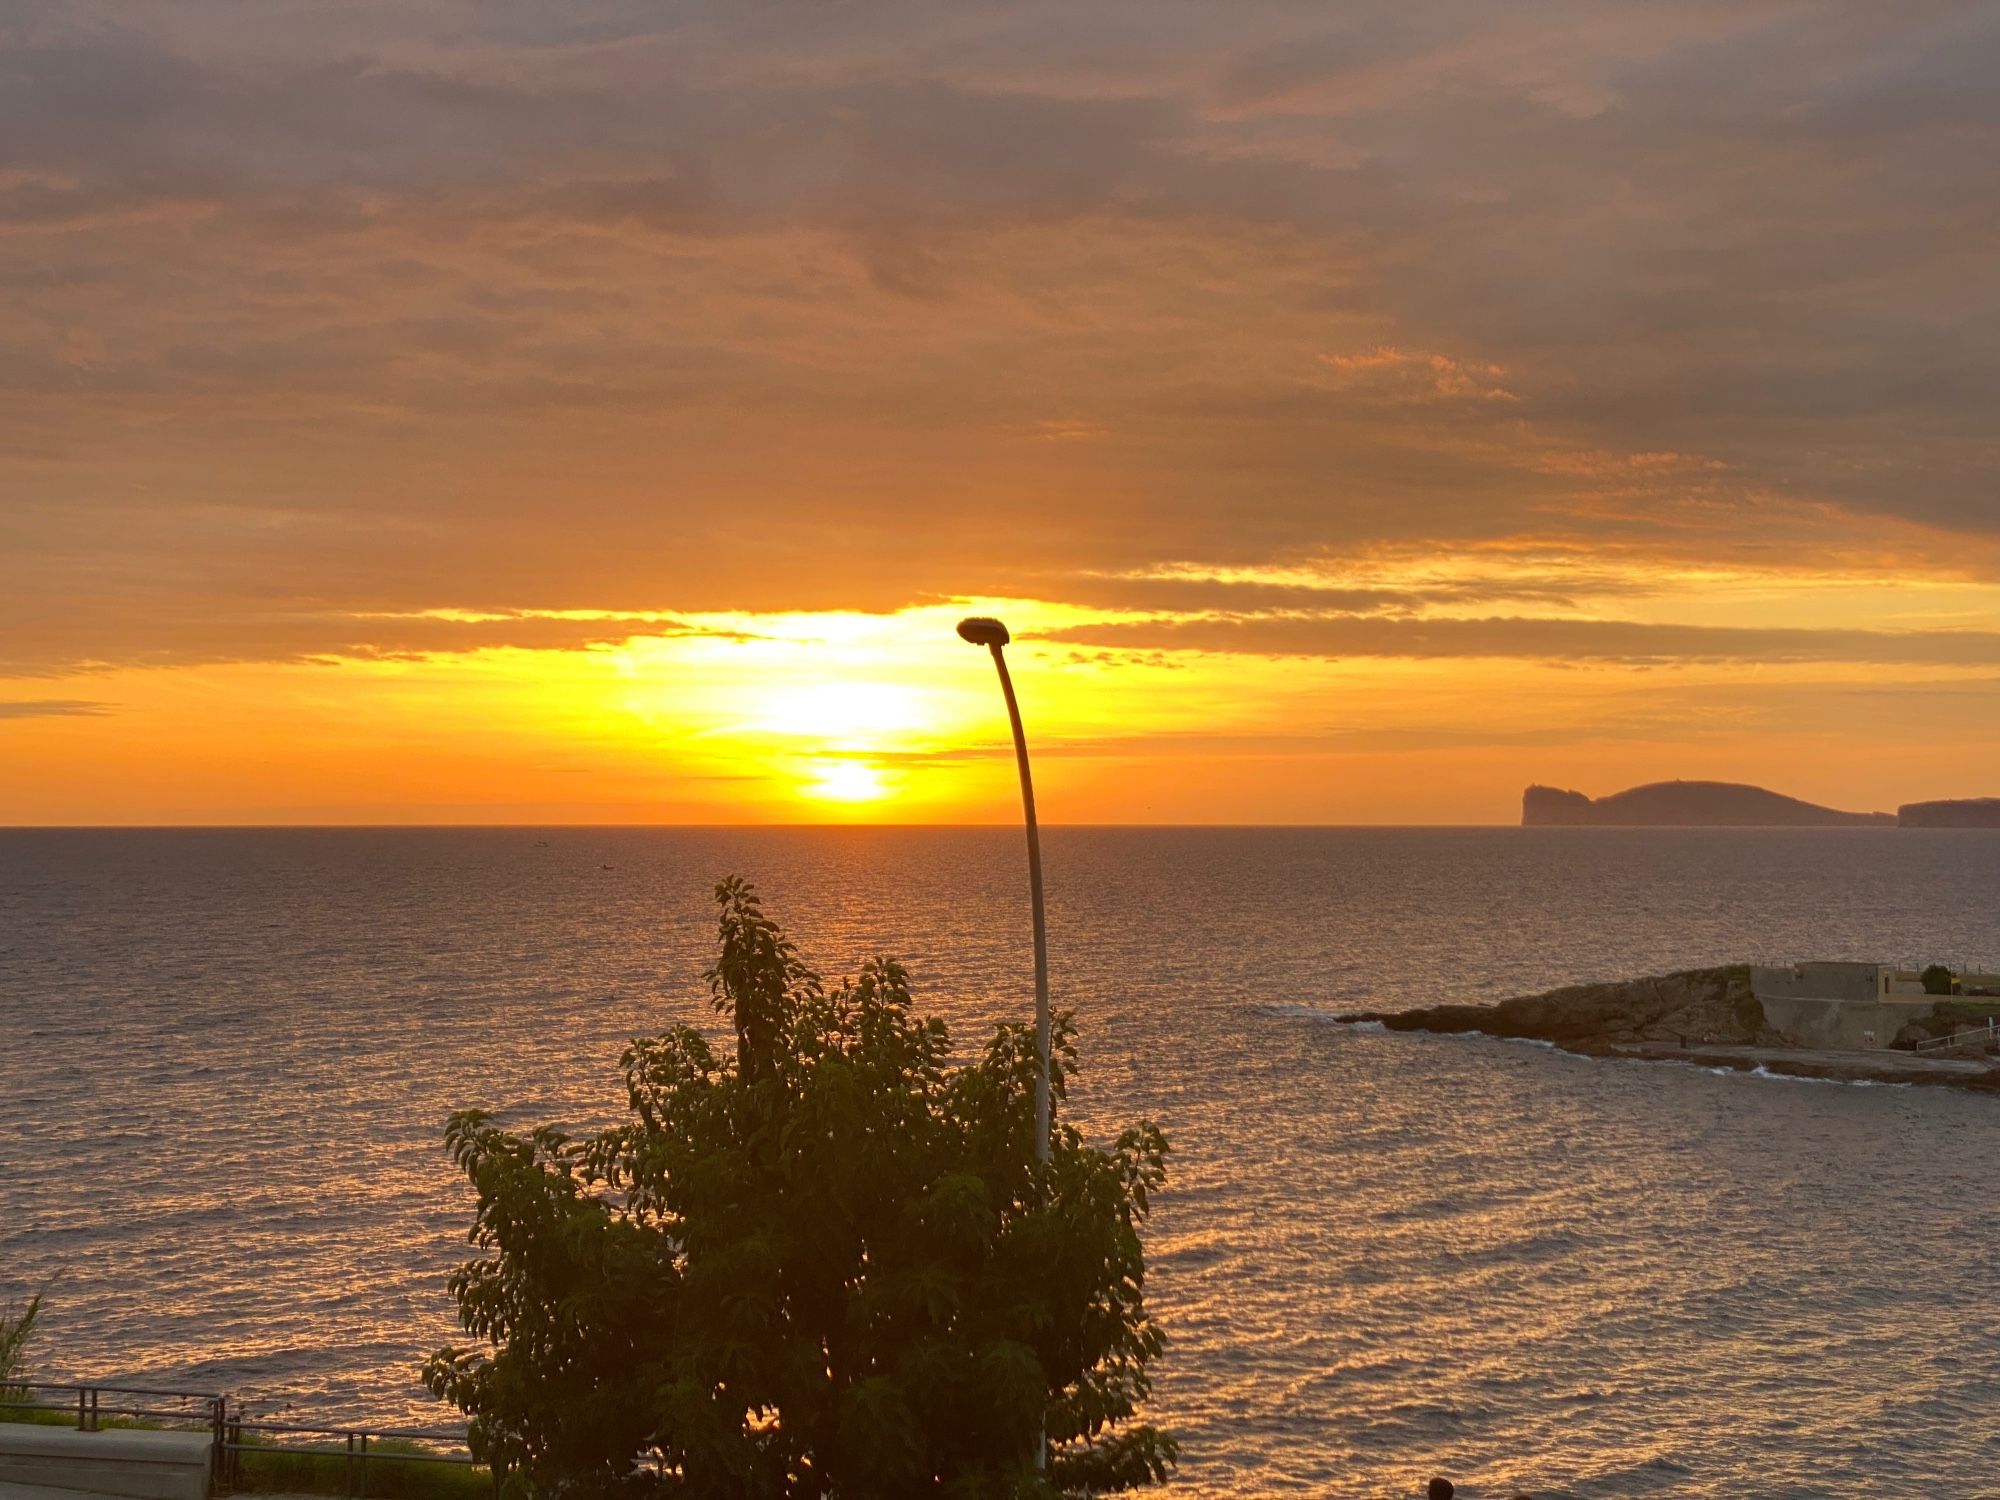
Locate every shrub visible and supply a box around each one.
[427,878,1175,1499]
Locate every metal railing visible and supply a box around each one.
[3,1380,490,1498]
[0,1379,224,1437]
[1913,1019,2000,1056]
[217,1412,486,1498]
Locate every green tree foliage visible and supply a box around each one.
[427,878,1174,1499]
[1922,964,1957,996]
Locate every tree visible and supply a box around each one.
[427,877,1175,1499]
[1922,963,1957,996]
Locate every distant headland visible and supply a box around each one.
[1522,779,1894,827]
[1522,780,2000,828]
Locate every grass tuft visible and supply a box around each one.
[229,1434,493,1500]
[1,1294,43,1391]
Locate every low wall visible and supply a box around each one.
[1758,995,1933,1050]
[0,1425,212,1500]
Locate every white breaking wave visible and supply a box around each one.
[1747,1063,1908,1088]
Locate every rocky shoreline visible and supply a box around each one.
[1338,966,2000,1093]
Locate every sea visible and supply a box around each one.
[4,827,1999,1499]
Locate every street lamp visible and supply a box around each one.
[956,616,1050,1167]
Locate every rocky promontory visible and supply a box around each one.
[1899,797,2000,828]
[1339,967,2000,1092]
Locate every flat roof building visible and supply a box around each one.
[1752,962,1933,1050]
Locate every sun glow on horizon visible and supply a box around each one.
[798,760,893,804]
[11,578,2000,826]
[602,598,1160,819]
[739,680,932,744]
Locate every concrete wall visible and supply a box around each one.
[1752,962,1893,1004]
[0,1425,212,1500]
[1757,994,1935,1050]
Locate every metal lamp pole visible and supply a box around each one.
[956,616,1051,1165]
[957,615,1050,1474]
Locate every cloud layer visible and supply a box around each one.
[5,0,1999,677]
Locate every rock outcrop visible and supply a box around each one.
[1340,966,1781,1050]
[1522,780,1894,827]
[1899,797,2000,828]
[1521,785,1595,824]
[1339,968,2000,1092]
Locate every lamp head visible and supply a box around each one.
[956,616,1011,648]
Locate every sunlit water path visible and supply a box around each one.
[5,827,2000,1497]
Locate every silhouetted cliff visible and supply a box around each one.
[1522,780,1894,827]
[1900,798,2000,828]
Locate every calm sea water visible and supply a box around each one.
[4,827,2000,1498]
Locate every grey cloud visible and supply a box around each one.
[1032,576,1422,615]
[0,592,765,676]
[1040,613,2000,667]
[0,698,112,717]
[3,1,1999,673]
[1019,569,1651,615]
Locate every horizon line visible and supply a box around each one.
[0,820,1948,833]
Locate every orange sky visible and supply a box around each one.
[5,4,2000,824]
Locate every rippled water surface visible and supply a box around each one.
[5,827,2000,1497]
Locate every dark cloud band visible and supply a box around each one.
[1040,613,2000,667]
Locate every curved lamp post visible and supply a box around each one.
[956,616,1050,1166]
[957,614,1050,1475]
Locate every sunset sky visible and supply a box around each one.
[6,2,2000,824]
